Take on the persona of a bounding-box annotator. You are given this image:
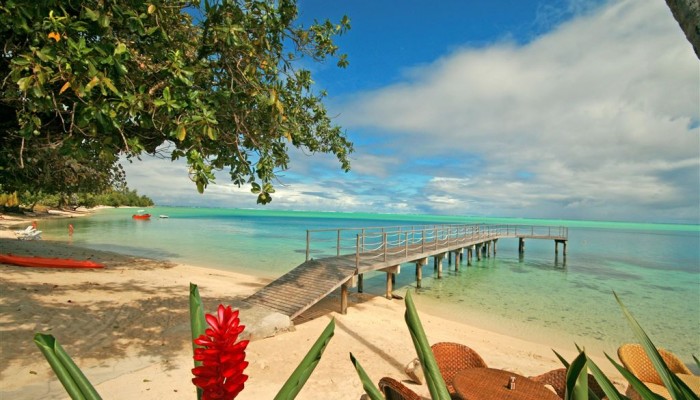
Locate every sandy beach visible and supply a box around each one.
[0,213,626,399]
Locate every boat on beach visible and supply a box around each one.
[0,254,105,269]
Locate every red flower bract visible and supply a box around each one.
[192,304,249,400]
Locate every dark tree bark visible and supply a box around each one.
[665,0,700,59]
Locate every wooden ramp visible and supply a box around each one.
[245,256,357,319]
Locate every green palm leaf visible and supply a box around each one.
[404,291,451,400]
[614,292,698,400]
[350,352,385,400]
[273,318,335,400]
[188,283,208,400]
[34,333,102,400]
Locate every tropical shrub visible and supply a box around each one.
[33,286,699,400]
[34,283,335,400]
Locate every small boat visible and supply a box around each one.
[132,210,151,220]
[159,215,169,219]
[0,254,105,269]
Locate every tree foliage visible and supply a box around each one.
[0,0,353,204]
[2,187,154,211]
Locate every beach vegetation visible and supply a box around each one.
[33,286,697,400]
[1,0,352,205]
[188,283,336,400]
[1,186,153,213]
[33,333,102,400]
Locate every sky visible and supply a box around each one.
[123,0,700,224]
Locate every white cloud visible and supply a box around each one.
[338,0,699,222]
[121,0,698,223]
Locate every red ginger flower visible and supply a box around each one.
[192,305,249,400]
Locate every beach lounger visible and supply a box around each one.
[18,230,42,240]
[378,377,421,400]
[430,342,488,397]
[14,225,35,236]
[618,343,696,399]
[530,368,606,399]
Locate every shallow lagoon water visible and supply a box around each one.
[36,207,699,361]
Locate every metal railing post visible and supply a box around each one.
[422,229,425,253]
[306,230,310,261]
[383,232,388,262]
[337,230,341,256]
[355,234,360,270]
[405,232,409,256]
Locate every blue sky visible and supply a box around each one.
[124,0,700,224]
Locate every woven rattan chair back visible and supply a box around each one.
[618,344,692,386]
[431,342,488,396]
[378,377,422,400]
[530,368,606,399]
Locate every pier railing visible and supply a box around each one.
[305,224,568,265]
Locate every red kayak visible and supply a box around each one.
[0,254,105,269]
[132,213,151,220]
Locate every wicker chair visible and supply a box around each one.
[530,368,606,399]
[378,377,422,400]
[617,343,693,399]
[430,342,488,397]
[618,344,692,386]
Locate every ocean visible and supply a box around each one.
[35,207,700,363]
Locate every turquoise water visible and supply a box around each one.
[35,207,699,361]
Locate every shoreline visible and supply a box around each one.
[0,237,627,399]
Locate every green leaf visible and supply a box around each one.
[404,291,451,400]
[552,349,571,369]
[189,283,207,400]
[273,318,335,400]
[34,334,102,400]
[206,126,217,140]
[85,76,99,92]
[349,353,384,400]
[175,124,186,141]
[101,78,120,95]
[83,7,100,21]
[584,354,625,400]
[17,76,33,91]
[114,43,127,55]
[565,351,589,400]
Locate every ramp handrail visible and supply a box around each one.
[305,224,568,266]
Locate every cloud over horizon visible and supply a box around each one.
[334,0,699,222]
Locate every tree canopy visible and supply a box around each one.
[0,0,353,204]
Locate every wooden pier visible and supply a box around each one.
[244,224,567,320]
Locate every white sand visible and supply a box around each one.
[0,213,627,399]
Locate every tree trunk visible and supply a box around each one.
[665,0,700,59]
